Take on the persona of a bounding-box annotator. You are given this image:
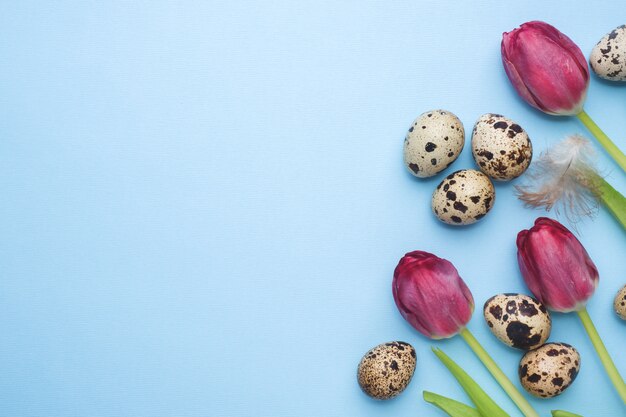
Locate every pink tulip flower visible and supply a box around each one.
[502,21,589,116]
[517,217,598,312]
[392,251,474,339]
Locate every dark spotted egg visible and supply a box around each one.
[431,169,495,225]
[404,110,464,178]
[614,284,626,320]
[357,341,416,400]
[590,25,626,81]
[471,114,532,181]
[483,294,551,350]
[519,343,580,398]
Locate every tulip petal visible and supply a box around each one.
[514,30,585,115]
[501,40,544,112]
[523,21,588,76]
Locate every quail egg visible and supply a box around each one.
[404,110,465,178]
[519,343,580,398]
[432,169,495,225]
[614,284,626,320]
[471,113,532,181]
[357,341,416,400]
[590,25,626,81]
[483,294,551,350]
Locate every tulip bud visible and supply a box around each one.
[517,217,599,312]
[392,251,474,339]
[502,21,589,116]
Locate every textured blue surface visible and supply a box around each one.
[1,1,625,416]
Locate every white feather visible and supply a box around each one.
[516,135,600,223]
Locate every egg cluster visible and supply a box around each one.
[483,293,581,398]
[403,110,532,225]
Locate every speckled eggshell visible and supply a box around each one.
[590,25,626,81]
[471,114,532,181]
[614,284,626,320]
[483,294,551,350]
[357,341,416,400]
[404,110,464,178]
[432,169,495,225]
[519,343,580,398]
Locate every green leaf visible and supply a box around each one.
[552,411,584,417]
[432,347,510,417]
[423,391,481,417]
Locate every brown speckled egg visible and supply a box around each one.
[590,25,626,81]
[614,284,626,320]
[483,294,551,350]
[404,110,464,178]
[471,114,532,181]
[357,341,416,400]
[519,343,580,398]
[432,169,495,225]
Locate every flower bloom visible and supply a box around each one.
[392,251,474,339]
[517,217,599,312]
[502,21,589,116]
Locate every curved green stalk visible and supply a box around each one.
[459,329,539,417]
[576,110,626,174]
[577,308,626,404]
[592,175,626,231]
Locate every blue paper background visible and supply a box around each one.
[1,1,625,416]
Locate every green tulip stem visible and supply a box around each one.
[576,110,626,174]
[592,174,626,232]
[577,308,626,404]
[459,328,539,417]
